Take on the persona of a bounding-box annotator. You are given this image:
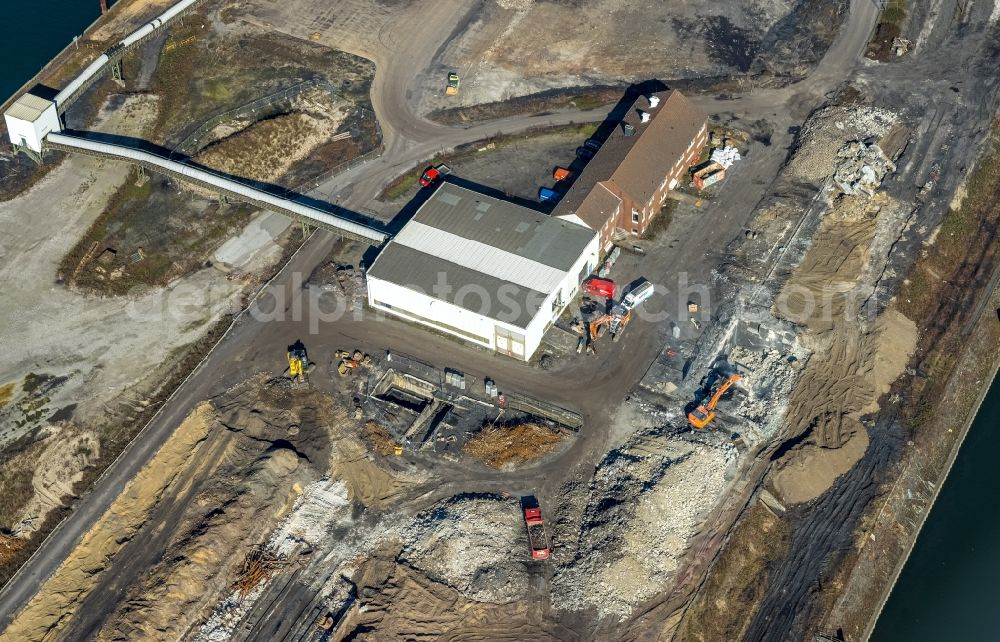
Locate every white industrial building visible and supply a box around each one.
[367,183,599,360]
[4,94,61,153]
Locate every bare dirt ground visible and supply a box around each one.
[377,123,596,204]
[0,402,215,642]
[424,0,847,112]
[4,0,999,640]
[0,94,243,452]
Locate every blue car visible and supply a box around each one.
[538,187,559,202]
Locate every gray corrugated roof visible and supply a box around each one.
[4,94,53,122]
[412,183,594,271]
[368,184,596,328]
[367,243,544,328]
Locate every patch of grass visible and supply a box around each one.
[428,85,624,126]
[0,434,45,533]
[866,0,908,61]
[0,383,15,409]
[674,504,790,641]
[152,12,375,145]
[641,201,677,240]
[58,174,255,296]
[380,171,424,202]
[896,126,1000,433]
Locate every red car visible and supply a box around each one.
[582,277,616,299]
[419,166,441,187]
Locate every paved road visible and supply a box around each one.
[0,0,881,633]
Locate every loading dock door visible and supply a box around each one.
[496,330,509,354]
[510,333,525,358]
[495,327,525,359]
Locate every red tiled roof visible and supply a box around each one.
[553,89,706,230]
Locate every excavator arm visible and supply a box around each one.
[687,373,742,429]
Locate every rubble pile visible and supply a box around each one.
[832,141,896,196]
[790,104,896,183]
[399,494,528,603]
[270,479,351,557]
[551,427,736,620]
[731,346,807,443]
[710,145,741,169]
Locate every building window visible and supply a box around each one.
[631,208,640,224]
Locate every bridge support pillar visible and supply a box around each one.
[111,60,124,86]
[14,144,42,165]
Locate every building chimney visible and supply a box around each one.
[648,95,660,109]
[639,111,651,124]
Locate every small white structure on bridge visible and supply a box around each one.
[4,94,61,153]
[367,183,599,361]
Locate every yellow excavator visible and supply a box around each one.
[687,373,742,429]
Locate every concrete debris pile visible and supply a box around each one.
[399,494,528,603]
[832,141,896,196]
[730,346,807,443]
[192,479,352,642]
[790,104,896,184]
[270,479,351,557]
[551,427,736,620]
[710,145,741,169]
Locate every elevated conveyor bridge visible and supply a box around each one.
[46,133,387,245]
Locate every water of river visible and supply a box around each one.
[872,372,1000,640]
[1,0,117,103]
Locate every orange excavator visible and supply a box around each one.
[687,373,743,429]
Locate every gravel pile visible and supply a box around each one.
[551,427,737,620]
[731,345,808,443]
[833,141,896,196]
[399,493,529,603]
[790,104,896,184]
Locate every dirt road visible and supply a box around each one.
[0,0,883,633]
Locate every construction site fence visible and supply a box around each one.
[283,141,384,197]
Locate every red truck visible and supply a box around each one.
[524,507,550,560]
[419,163,452,187]
[582,277,616,299]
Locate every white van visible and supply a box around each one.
[622,280,654,309]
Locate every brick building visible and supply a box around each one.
[553,89,707,252]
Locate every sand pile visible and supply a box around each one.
[770,189,918,503]
[12,425,100,537]
[0,403,215,642]
[194,89,347,184]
